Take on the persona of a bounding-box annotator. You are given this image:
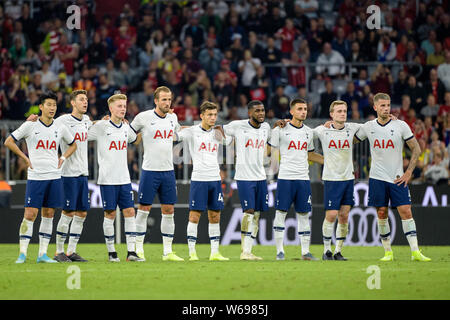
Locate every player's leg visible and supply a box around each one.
[55,177,75,259]
[322,210,337,260]
[135,169,158,258]
[295,180,317,260]
[273,179,293,260]
[207,181,227,261]
[16,207,39,263]
[37,207,58,263]
[236,181,256,258]
[66,176,89,261]
[369,178,393,261]
[398,210,430,261]
[100,185,119,261]
[159,171,181,261]
[251,180,268,258]
[17,180,45,263]
[187,210,201,260]
[334,205,350,260]
[38,179,63,263]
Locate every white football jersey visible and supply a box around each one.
[54,114,92,177]
[269,123,315,180]
[11,119,74,180]
[313,123,362,181]
[223,120,271,181]
[130,110,180,171]
[355,119,414,183]
[178,125,230,181]
[88,120,137,185]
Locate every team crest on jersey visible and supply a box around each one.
[390,129,394,136]
[54,131,58,138]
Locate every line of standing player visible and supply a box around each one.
[4,88,431,263]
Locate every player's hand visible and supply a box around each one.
[57,156,66,169]
[25,157,33,169]
[394,171,412,187]
[168,108,174,114]
[26,114,38,122]
[273,119,289,128]
[122,118,129,124]
[389,114,397,121]
[323,120,333,128]
[102,115,110,120]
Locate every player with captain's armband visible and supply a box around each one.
[175,101,231,261]
[4,91,77,264]
[88,93,143,262]
[355,93,431,262]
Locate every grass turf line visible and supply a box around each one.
[0,244,449,300]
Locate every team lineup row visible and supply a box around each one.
[4,86,431,264]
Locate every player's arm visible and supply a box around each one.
[4,136,33,169]
[308,151,324,165]
[133,132,142,145]
[394,137,421,187]
[59,141,77,168]
[272,119,290,128]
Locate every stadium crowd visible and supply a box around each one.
[0,0,449,184]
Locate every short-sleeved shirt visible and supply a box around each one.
[269,123,315,180]
[355,119,414,183]
[11,119,75,180]
[88,120,137,185]
[178,125,230,181]
[223,120,271,181]
[313,123,362,181]
[130,109,180,171]
[54,114,92,177]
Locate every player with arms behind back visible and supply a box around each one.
[4,91,77,263]
[355,93,431,262]
[269,99,324,260]
[223,100,271,261]
[88,94,143,262]
[130,86,183,261]
[176,101,230,261]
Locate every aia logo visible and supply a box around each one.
[153,129,173,139]
[36,140,57,150]
[287,140,307,151]
[328,139,350,149]
[198,142,218,152]
[74,132,87,142]
[245,139,265,149]
[373,139,394,149]
[109,140,127,150]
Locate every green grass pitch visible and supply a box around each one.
[0,244,449,300]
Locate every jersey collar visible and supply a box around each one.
[331,123,345,130]
[200,124,212,132]
[154,110,167,119]
[39,119,54,127]
[248,120,261,129]
[376,119,391,127]
[71,114,82,121]
[109,120,123,128]
[289,122,304,129]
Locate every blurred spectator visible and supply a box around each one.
[238,49,261,94]
[137,14,156,49]
[282,51,306,94]
[354,69,370,95]
[270,85,290,119]
[393,69,408,105]
[200,2,223,36]
[188,69,214,107]
[437,50,450,91]
[370,64,393,96]
[348,41,365,78]
[198,37,223,81]
[421,30,438,56]
[262,36,282,89]
[173,94,199,123]
[423,151,449,185]
[341,82,360,112]
[249,66,269,105]
[295,0,319,20]
[399,94,412,120]
[319,80,337,118]
[247,31,264,61]
[276,18,301,58]
[424,68,446,104]
[213,71,233,106]
[315,42,345,79]
[131,80,154,110]
[427,41,445,66]
[377,33,396,62]
[180,15,206,49]
[436,13,450,43]
[438,92,450,118]
[404,75,426,113]
[332,27,350,61]
[421,93,440,118]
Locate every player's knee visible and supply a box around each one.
[376,207,388,219]
[189,211,201,224]
[24,208,38,221]
[62,210,75,218]
[41,208,55,218]
[76,211,87,218]
[208,211,220,224]
[122,208,135,217]
[161,205,174,215]
[104,210,116,220]
[244,209,254,215]
[139,204,151,212]
[325,211,338,222]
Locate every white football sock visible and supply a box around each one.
[19,218,34,255]
[402,218,419,252]
[243,217,254,254]
[161,213,175,255]
[56,213,72,254]
[322,219,334,253]
[297,212,311,256]
[251,211,260,241]
[67,215,85,255]
[273,210,287,254]
[135,209,149,253]
[378,218,392,252]
[187,221,198,254]
[103,217,116,253]
[124,216,136,252]
[335,223,348,254]
[240,213,253,252]
[38,217,53,256]
[209,223,221,255]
